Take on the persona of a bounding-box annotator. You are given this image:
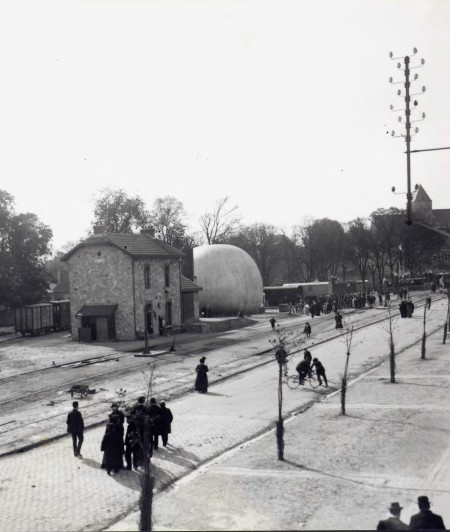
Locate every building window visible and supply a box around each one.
[164,264,170,287]
[165,301,172,326]
[144,265,150,289]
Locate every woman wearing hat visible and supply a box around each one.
[195,356,209,393]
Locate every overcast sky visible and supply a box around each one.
[1,0,449,252]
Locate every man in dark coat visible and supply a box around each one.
[311,357,328,387]
[269,317,276,330]
[376,501,408,530]
[159,401,173,447]
[101,422,124,475]
[195,356,209,393]
[296,359,310,385]
[409,495,446,530]
[109,402,125,442]
[66,401,84,457]
[148,397,162,450]
[406,299,414,318]
[124,415,141,470]
[335,312,343,329]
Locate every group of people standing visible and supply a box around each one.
[295,349,328,387]
[376,496,445,530]
[66,397,174,476]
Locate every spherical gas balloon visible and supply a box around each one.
[193,244,263,314]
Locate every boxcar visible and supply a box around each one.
[50,300,71,330]
[15,303,54,336]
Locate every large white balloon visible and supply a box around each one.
[194,244,263,314]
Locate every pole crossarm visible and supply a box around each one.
[407,146,450,154]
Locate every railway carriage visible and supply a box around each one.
[15,303,54,336]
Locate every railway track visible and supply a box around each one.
[0,293,442,453]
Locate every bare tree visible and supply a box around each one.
[139,364,156,532]
[339,320,354,416]
[387,309,396,383]
[269,328,302,460]
[421,304,427,360]
[199,197,241,244]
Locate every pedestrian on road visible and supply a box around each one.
[409,495,446,530]
[159,401,173,447]
[101,422,124,475]
[195,356,209,393]
[66,401,84,458]
[303,348,312,365]
[304,322,311,338]
[311,357,328,387]
[124,415,141,471]
[132,395,147,415]
[376,502,408,530]
[109,402,125,442]
[148,397,162,450]
[406,299,414,318]
[269,317,276,330]
[335,312,343,329]
[426,296,432,309]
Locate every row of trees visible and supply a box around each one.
[92,188,448,288]
[0,185,447,308]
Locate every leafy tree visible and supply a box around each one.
[229,223,280,286]
[149,196,186,247]
[295,218,346,281]
[92,187,150,233]
[199,197,241,244]
[0,191,53,307]
[346,218,372,294]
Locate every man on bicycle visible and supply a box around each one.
[296,359,311,385]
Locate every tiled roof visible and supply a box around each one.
[76,304,118,317]
[181,275,202,292]
[432,209,450,228]
[62,233,184,260]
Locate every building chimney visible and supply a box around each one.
[141,227,156,237]
[93,225,105,235]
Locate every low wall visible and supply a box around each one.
[185,317,257,333]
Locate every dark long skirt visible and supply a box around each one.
[195,370,208,393]
[101,433,124,472]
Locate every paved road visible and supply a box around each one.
[0,296,447,531]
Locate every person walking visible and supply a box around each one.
[304,322,312,338]
[148,397,162,450]
[311,357,328,387]
[66,401,84,458]
[335,312,343,329]
[426,296,432,309]
[376,502,408,530]
[409,495,446,530]
[195,356,209,393]
[100,422,124,475]
[159,401,173,447]
[269,317,276,330]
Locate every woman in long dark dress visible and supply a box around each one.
[195,356,209,393]
[101,422,124,474]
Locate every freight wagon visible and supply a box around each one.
[14,301,71,336]
[15,303,54,336]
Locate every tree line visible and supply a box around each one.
[0,186,447,308]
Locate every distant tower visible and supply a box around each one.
[411,184,433,223]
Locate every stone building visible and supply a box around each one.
[62,226,201,341]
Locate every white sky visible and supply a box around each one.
[1,0,449,252]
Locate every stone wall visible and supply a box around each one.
[66,243,135,340]
[133,258,182,333]
[66,242,183,340]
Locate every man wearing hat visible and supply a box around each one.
[409,495,445,530]
[376,502,408,530]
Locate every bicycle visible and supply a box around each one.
[284,371,320,389]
